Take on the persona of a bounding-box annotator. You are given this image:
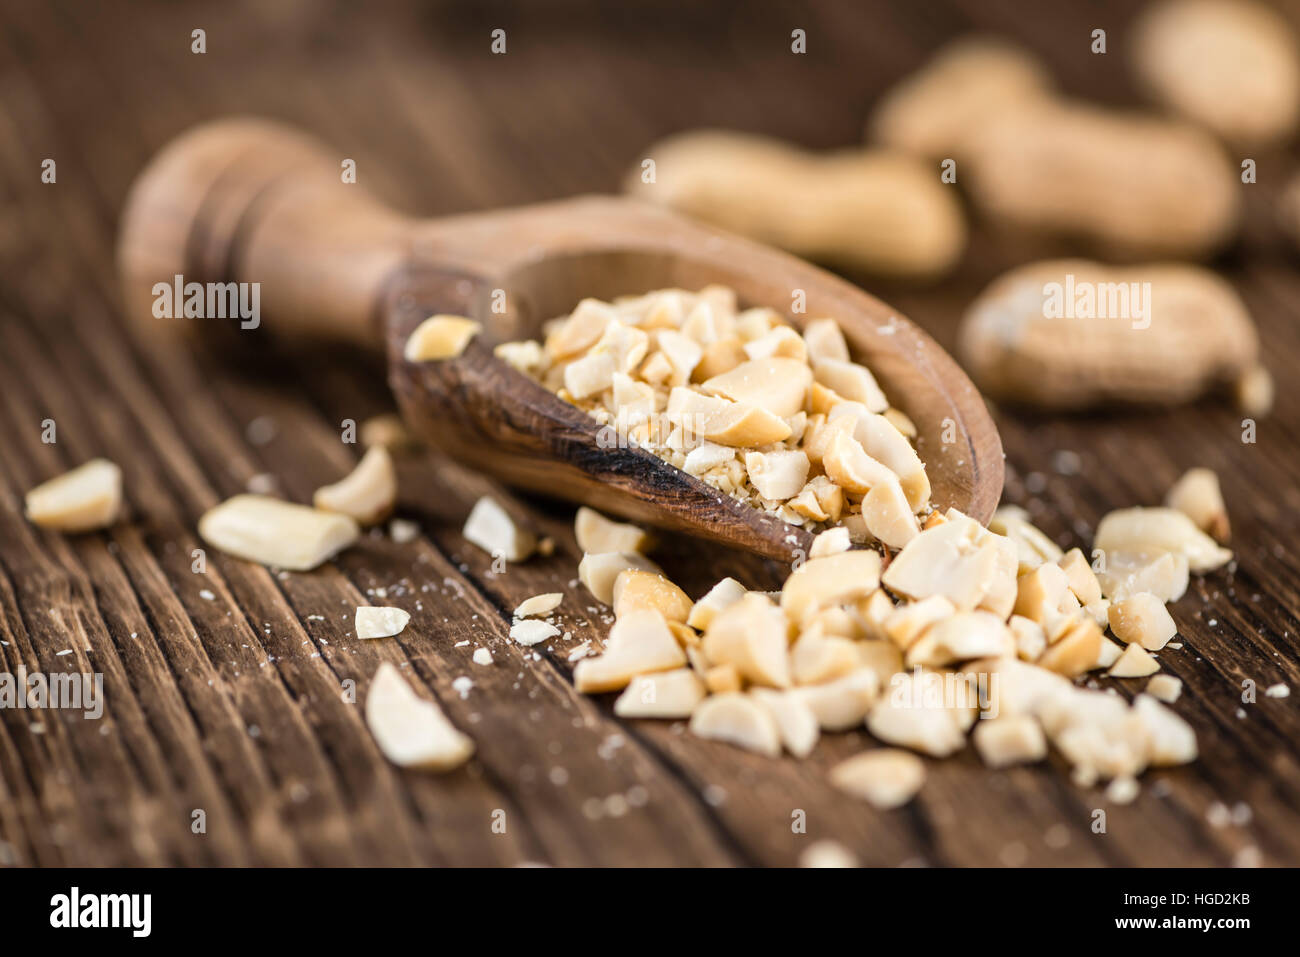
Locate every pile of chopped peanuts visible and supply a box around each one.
[538,473,1225,808]
[493,286,929,544]
[22,299,1237,811]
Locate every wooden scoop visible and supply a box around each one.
[118,119,1002,562]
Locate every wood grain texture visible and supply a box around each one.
[0,0,1297,867]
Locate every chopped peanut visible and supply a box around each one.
[1165,467,1229,542]
[199,495,359,571]
[1108,592,1177,650]
[829,749,925,808]
[355,606,410,640]
[366,663,474,771]
[463,497,536,562]
[689,692,782,757]
[313,446,397,526]
[404,315,480,361]
[25,459,123,533]
[973,715,1047,768]
[614,668,707,719]
[574,507,651,555]
[572,610,686,693]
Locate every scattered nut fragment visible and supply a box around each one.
[798,839,858,868]
[1094,637,1125,670]
[1164,468,1229,542]
[355,606,411,640]
[883,595,957,651]
[1145,674,1183,703]
[574,507,651,555]
[614,668,707,719]
[360,413,419,450]
[703,593,792,689]
[578,551,662,605]
[750,688,821,758]
[572,610,686,693]
[905,611,1014,667]
[24,459,123,533]
[198,494,359,571]
[1235,363,1274,417]
[1108,593,1178,651]
[463,496,537,562]
[510,619,561,647]
[704,663,743,694]
[514,592,563,618]
[688,692,782,757]
[1133,694,1198,766]
[312,446,397,525]
[403,314,480,360]
[472,648,493,666]
[881,513,1007,611]
[686,577,747,631]
[780,551,882,623]
[365,662,474,771]
[1037,617,1103,678]
[808,527,851,558]
[1008,615,1046,662]
[866,671,968,757]
[1095,507,1232,574]
[612,569,692,622]
[829,749,926,809]
[1058,548,1103,606]
[1109,643,1160,678]
[972,715,1047,768]
[791,669,880,731]
[388,518,420,543]
[1096,549,1189,603]
[791,631,861,686]
[743,449,810,501]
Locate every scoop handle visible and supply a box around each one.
[118,118,419,346]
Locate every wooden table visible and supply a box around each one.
[0,0,1297,866]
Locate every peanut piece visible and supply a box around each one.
[702,593,792,689]
[972,715,1048,768]
[198,495,359,571]
[614,668,707,719]
[404,315,480,361]
[514,593,563,618]
[1164,467,1229,542]
[463,496,536,562]
[572,610,686,693]
[24,459,122,532]
[1107,593,1177,651]
[355,606,410,640]
[688,692,782,757]
[612,569,692,623]
[313,446,397,526]
[574,507,650,555]
[366,663,474,771]
[829,749,925,809]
